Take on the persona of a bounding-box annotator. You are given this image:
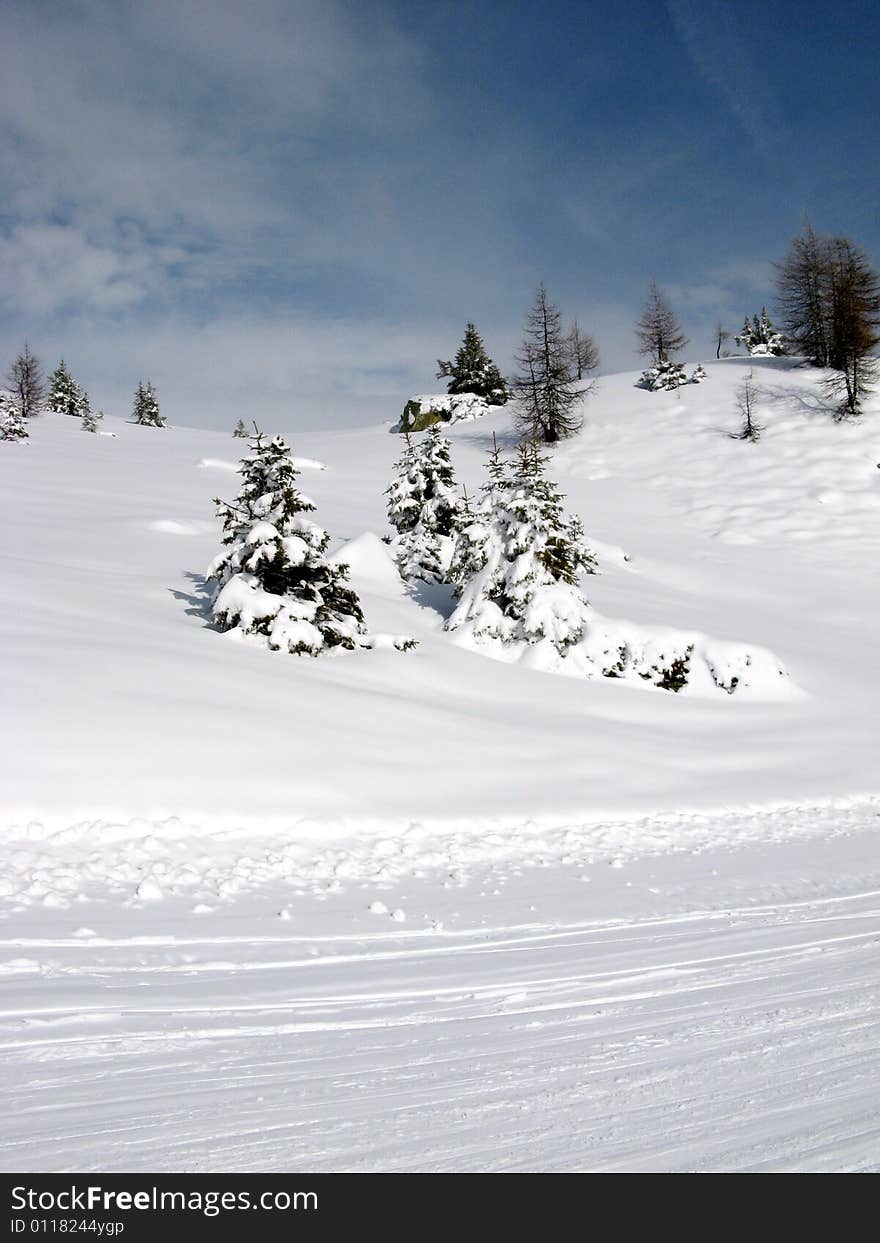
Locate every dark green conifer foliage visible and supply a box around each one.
[48,360,81,417]
[437,323,509,404]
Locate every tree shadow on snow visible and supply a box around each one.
[404,576,458,620]
[752,382,835,420]
[169,572,219,627]
[461,425,525,456]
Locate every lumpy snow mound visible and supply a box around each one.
[450,609,793,699]
[330,531,406,590]
[1,356,878,829]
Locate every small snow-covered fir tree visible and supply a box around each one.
[385,431,420,539]
[48,359,81,417]
[0,391,28,441]
[207,429,368,655]
[447,438,595,654]
[134,380,165,427]
[386,425,460,582]
[690,363,708,383]
[436,323,509,405]
[735,308,786,356]
[447,435,505,592]
[80,394,102,433]
[233,419,248,438]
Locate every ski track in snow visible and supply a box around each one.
[2,800,880,1172]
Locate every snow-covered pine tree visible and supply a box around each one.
[446,438,595,654]
[385,432,420,542]
[134,380,165,427]
[386,426,460,582]
[436,323,509,404]
[415,425,458,538]
[447,435,505,592]
[0,391,28,441]
[690,363,708,383]
[80,393,102,432]
[233,419,248,438]
[735,307,786,356]
[48,359,81,417]
[735,316,755,352]
[208,430,367,655]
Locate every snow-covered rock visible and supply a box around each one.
[393,392,492,433]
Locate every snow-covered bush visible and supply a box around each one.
[736,308,786,356]
[638,359,688,391]
[690,363,708,383]
[386,426,460,582]
[0,390,28,441]
[446,439,596,653]
[208,430,375,655]
[573,614,788,695]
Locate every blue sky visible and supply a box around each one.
[1,0,878,428]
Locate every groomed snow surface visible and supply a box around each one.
[2,357,879,1170]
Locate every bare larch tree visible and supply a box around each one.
[823,237,880,417]
[773,222,833,367]
[567,319,599,381]
[513,284,585,443]
[730,370,763,442]
[6,343,45,419]
[635,280,689,364]
[714,321,731,359]
[775,223,880,416]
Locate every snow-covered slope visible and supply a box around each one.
[1,356,878,833]
[3,356,880,1173]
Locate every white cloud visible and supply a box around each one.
[0,224,187,313]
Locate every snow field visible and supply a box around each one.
[1,356,878,829]
[3,800,880,1171]
[2,356,879,1170]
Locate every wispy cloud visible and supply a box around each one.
[665,0,788,164]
